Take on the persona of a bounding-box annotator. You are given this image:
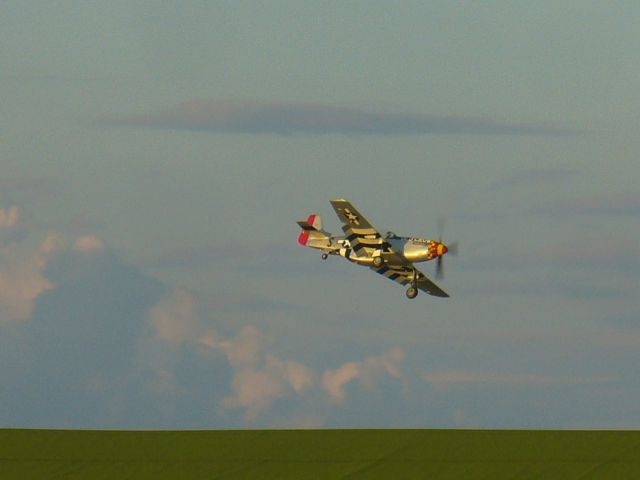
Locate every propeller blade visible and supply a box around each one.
[435,218,457,280]
[436,255,444,279]
[437,217,445,242]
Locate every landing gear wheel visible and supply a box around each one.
[321,253,328,260]
[406,286,418,299]
[372,256,384,268]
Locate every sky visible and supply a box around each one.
[1,1,639,429]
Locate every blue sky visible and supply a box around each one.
[1,1,639,428]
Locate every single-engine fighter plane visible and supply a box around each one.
[297,199,456,299]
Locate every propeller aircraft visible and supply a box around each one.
[297,199,456,299]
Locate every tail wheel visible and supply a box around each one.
[406,286,418,299]
[321,253,328,260]
[372,256,383,268]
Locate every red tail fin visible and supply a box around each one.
[297,214,324,246]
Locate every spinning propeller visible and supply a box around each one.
[435,218,458,280]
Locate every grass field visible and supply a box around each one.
[1,429,640,479]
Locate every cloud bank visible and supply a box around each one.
[97,100,575,136]
[0,210,409,427]
[0,208,56,324]
[148,289,404,421]
[1,203,631,428]
[0,220,166,426]
[323,348,405,402]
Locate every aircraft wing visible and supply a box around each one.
[330,199,386,256]
[371,263,450,298]
[415,272,449,297]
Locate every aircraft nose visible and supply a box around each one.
[436,243,448,256]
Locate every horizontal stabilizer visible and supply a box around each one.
[297,220,315,231]
[297,214,329,247]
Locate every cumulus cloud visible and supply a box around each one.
[39,232,66,256]
[96,100,575,137]
[322,362,360,401]
[217,326,265,368]
[0,251,53,324]
[199,325,315,421]
[148,293,315,421]
[0,224,87,327]
[149,288,203,343]
[73,235,105,253]
[0,207,411,427]
[147,289,410,421]
[0,206,28,245]
[0,219,62,325]
[0,205,465,427]
[323,348,405,402]
[0,206,19,228]
[221,353,314,421]
[0,226,166,426]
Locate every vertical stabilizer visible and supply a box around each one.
[307,214,322,231]
[297,214,328,247]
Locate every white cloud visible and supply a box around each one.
[0,206,20,228]
[323,348,405,402]
[217,326,265,368]
[216,328,314,421]
[221,367,287,420]
[220,354,314,421]
[0,247,53,324]
[38,232,66,257]
[284,359,315,394]
[0,226,166,427]
[73,235,105,253]
[322,362,360,402]
[147,294,315,421]
[0,233,57,325]
[0,228,108,325]
[149,289,203,343]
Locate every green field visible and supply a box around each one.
[1,429,640,479]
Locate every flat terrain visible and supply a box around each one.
[1,429,640,479]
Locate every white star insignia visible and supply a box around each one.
[343,208,360,226]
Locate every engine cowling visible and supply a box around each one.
[403,238,447,262]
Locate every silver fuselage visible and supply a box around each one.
[387,237,434,262]
[328,233,439,266]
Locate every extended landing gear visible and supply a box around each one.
[372,256,384,268]
[321,253,328,260]
[406,269,419,299]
